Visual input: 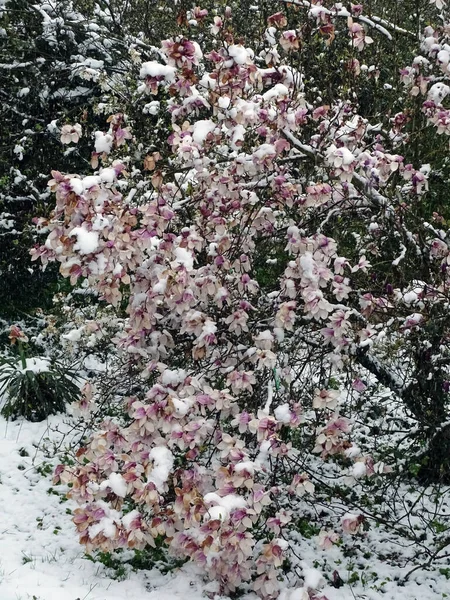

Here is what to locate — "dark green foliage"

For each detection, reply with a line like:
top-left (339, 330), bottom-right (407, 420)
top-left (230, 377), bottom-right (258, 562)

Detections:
top-left (86, 540), bottom-right (187, 579)
top-left (0, 0), bottom-right (129, 318)
top-left (0, 355), bottom-right (80, 421)
top-left (0, 219), bottom-right (60, 317)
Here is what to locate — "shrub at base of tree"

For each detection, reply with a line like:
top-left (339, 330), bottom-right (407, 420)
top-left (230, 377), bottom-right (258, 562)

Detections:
top-left (0, 327), bottom-right (80, 421)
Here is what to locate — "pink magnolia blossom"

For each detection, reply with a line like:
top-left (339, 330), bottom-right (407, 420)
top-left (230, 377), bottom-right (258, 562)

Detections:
top-left (60, 123), bottom-right (82, 144)
top-left (341, 513), bottom-right (365, 535)
top-left (317, 529), bottom-right (340, 549)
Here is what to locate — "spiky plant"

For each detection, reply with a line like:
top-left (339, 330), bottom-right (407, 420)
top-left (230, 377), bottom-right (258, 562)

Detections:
top-left (0, 354), bottom-right (81, 421)
top-left (0, 326), bottom-right (80, 421)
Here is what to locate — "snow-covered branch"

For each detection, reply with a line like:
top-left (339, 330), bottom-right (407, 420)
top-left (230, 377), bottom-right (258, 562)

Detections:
top-left (281, 0), bottom-right (416, 39)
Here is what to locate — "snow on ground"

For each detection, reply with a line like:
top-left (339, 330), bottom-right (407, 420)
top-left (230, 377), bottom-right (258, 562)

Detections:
top-left (0, 414), bottom-right (449, 600)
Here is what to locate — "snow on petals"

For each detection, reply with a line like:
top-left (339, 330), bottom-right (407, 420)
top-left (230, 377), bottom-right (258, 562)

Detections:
top-left (147, 447), bottom-right (174, 491)
top-left (204, 492), bottom-right (247, 521)
top-left (100, 472), bottom-right (128, 497)
top-left (70, 227), bottom-right (99, 254)
top-left (139, 61), bottom-right (177, 81)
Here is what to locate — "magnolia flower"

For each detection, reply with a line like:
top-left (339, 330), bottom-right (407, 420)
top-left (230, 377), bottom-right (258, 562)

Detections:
top-left (430, 0), bottom-right (446, 10)
top-left (161, 37), bottom-right (202, 68)
top-left (411, 170), bottom-right (429, 194)
top-left (348, 18), bottom-right (373, 51)
top-left (332, 276), bottom-right (351, 301)
top-left (352, 378), bottom-right (367, 392)
top-left (114, 127), bottom-right (133, 146)
top-left (279, 30), bottom-right (300, 52)
top-left (302, 288), bottom-right (332, 321)
top-left (254, 330), bottom-right (274, 350)
top-left (231, 411), bottom-right (252, 434)
top-left (314, 416), bottom-right (351, 457)
top-left (224, 309), bottom-right (249, 335)
top-left (325, 144), bottom-right (355, 170)
top-left (347, 57), bottom-right (361, 75)
top-left (290, 472), bottom-right (315, 496)
top-left (9, 325), bottom-right (29, 344)
top-left (334, 256), bottom-right (349, 275)
top-left (430, 238), bottom-right (448, 257)
top-left (275, 301), bottom-right (297, 330)
top-left (317, 529), bottom-right (340, 549)
top-left (60, 123), bottom-right (82, 144)
top-left (341, 513), bottom-right (364, 534)
top-left (193, 6), bottom-right (208, 20)
top-left (313, 388), bottom-right (340, 410)
top-left (351, 3), bottom-right (363, 15)
top-left (351, 255), bottom-right (371, 273)
top-left (267, 12), bottom-right (287, 28)
top-left (227, 370), bottom-right (256, 393)
top-left (305, 182), bottom-right (332, 206)
top-left (266, 510), bottom-right (291, 534)
top-left (403, 313), bottom-right (423, 328)
top-left (210, 16), bottom-right (222, 35)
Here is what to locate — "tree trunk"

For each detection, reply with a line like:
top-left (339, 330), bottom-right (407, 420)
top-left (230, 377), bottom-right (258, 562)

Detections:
top-left (355, 347), bottom-right (450, 483)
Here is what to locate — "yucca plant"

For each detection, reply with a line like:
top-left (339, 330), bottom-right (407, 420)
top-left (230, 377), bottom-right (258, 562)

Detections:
top-left (0, 326), bottom-right (81, 421)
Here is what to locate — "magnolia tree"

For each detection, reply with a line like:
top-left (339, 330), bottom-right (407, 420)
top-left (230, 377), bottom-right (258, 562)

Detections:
top-left (33, 0), bottom-right (450, 596)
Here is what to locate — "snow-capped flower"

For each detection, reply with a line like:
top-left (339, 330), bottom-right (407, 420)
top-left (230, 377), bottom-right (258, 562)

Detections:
top-left (279, 30), bottom-right (300, 52)
top-left (341, 513), bottom-right (364, 534)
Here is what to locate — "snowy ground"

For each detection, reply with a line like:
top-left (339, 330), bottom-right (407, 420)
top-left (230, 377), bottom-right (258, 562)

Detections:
top-left (0, 415), bottom-right (449, 600)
